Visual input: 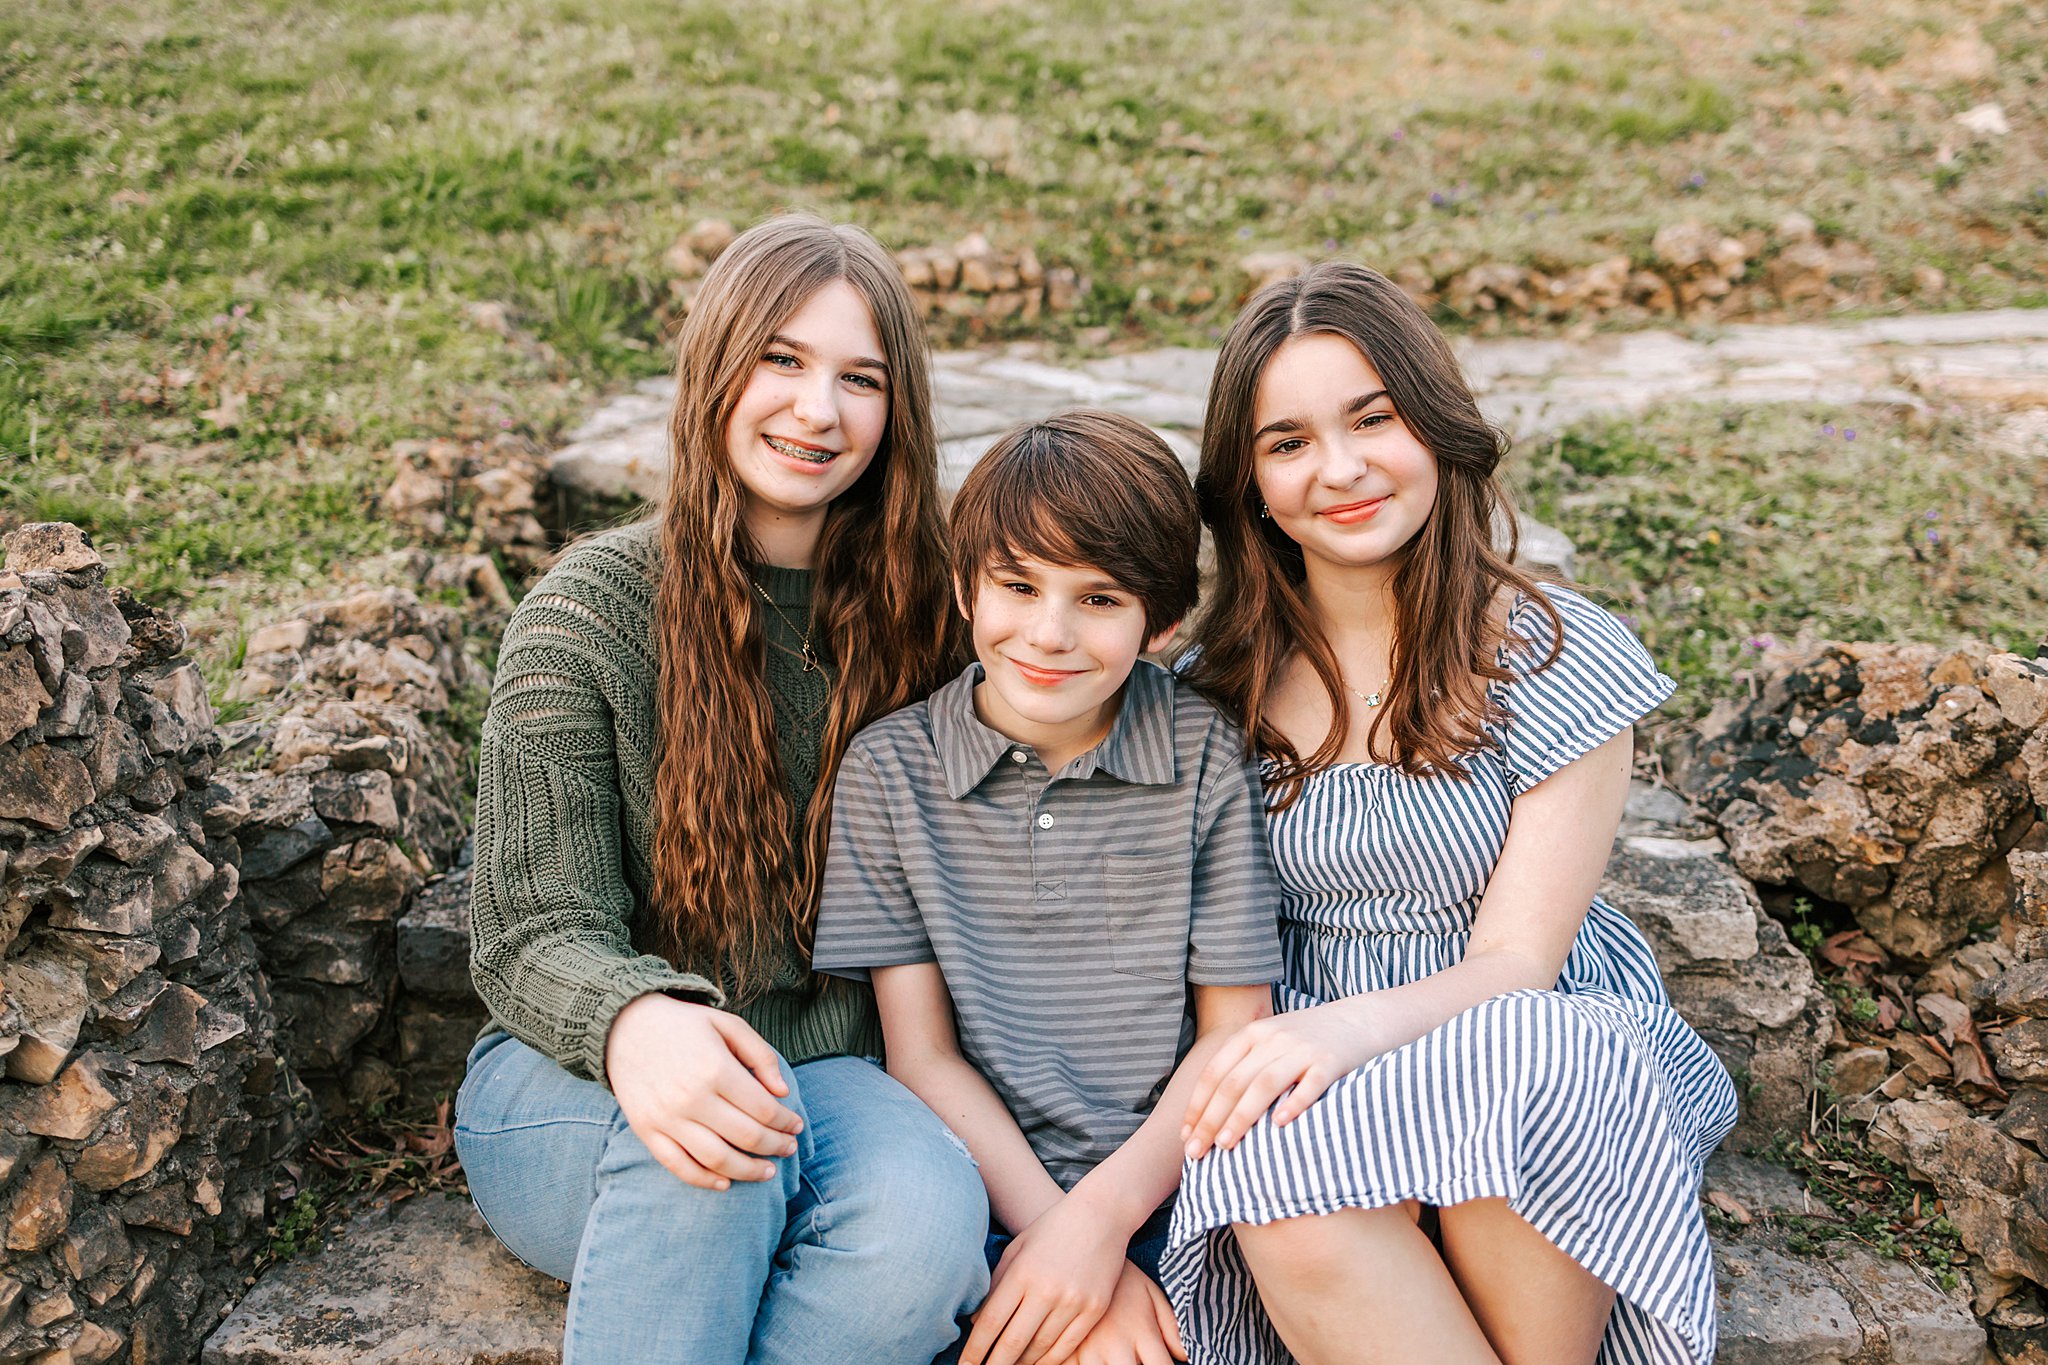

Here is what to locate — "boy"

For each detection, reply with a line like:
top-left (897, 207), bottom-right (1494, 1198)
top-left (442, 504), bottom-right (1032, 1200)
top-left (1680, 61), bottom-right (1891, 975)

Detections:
top-left (812, 410), bottom-right (1283, 1365)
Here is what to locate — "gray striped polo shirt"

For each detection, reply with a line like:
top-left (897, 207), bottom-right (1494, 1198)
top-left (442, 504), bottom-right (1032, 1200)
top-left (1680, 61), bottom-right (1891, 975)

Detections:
top-left (812, 660), bottom-right (1283, 1191)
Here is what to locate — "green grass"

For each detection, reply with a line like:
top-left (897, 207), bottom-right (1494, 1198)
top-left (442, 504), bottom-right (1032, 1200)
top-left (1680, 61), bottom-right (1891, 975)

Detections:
top-left (2, 0), bottom-right (2044, 652)
top-left (1514, 402), bottom-right (2048, 724)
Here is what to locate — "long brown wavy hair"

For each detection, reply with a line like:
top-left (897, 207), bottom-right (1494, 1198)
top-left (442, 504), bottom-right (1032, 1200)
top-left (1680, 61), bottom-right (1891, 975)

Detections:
top-left (1182, 262), bottom-right (1561, 803)
top-left (651, 215), bottom-right (959, 997)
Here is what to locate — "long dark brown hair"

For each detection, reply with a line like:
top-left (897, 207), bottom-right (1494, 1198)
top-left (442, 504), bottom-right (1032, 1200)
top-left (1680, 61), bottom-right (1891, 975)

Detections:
top-left (1183, 262), bottom-right (1561, 802)
top-left (652, 215), bottom-right (959, 997)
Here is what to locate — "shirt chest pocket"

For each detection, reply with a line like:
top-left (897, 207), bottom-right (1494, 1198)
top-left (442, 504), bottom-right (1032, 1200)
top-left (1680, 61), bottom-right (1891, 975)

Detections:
top-left (1098, 852), bottom-right (1192, 982)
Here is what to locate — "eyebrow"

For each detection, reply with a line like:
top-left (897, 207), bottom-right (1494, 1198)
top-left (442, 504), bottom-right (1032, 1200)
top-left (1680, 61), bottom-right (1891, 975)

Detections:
top-left (988, 560), bottom-right (1125, 595)
top-left (767, 334), bottom-right (889, 374)
top-left (1251, 388), bottom-right (1390, 441)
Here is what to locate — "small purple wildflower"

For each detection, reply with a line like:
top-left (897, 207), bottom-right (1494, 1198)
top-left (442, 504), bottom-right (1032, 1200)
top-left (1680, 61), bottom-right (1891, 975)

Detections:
top-left (1685, 172), bottom-right (1707, 190)
top-left (1844, 429), bottom-right (1857, 441)
top-left (1390, 129), bottom-right (1405, 141)
top-left (1821, 423), bottom-right (1835, 435)
top-left (1323, 238), bottom-right (1339, 252)
top-left (1927, 529), bottom-right (1941, 545)
top-left (1744, 633), bottom-right (1778, 652)
top-left (1430, 191), bottom-right (1447, 206)
top-left (1924, 510), bottom-right (1939, 521)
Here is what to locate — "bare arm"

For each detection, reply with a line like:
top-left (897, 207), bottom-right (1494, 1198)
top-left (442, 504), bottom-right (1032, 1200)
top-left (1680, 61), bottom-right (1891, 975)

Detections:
top-left (872, 961), bottom-right (1066, 1233)
top-left (1184, 728), bottom-right (1633, 1154)
top-left (1069, 982), bottom-right (1272, 1230)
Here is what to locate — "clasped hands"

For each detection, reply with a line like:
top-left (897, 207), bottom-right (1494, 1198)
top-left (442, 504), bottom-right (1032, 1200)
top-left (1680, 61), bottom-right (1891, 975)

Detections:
top-left (959, 1193), bottom-right (1185, 1365)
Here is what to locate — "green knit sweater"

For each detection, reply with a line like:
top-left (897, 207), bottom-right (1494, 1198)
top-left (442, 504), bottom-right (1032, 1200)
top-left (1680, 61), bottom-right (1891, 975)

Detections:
top-left (467, 520), bottom-right (883, 1085)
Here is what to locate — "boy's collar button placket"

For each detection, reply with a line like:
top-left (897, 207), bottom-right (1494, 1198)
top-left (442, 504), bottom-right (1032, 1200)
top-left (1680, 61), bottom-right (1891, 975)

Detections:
top-left (1036, 812), bottom-right (1055, 830)
top-left (1011, 750), bottom-right (1028, 763)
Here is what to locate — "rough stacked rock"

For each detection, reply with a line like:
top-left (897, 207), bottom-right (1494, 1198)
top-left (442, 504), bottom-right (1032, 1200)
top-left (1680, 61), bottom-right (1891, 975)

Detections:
top-left (378, 437), bottom-right (553, 572)
top-left (1684, 642), bottom-right (2048, 1325)
top-left (1248, 217), bottom-right (1903, 326)
top-left (662, 218), bottom-right (1085, 328)
top-left (895, 232), bottom-right (1084, 326)
top-left (1604, 784), bottom-right (1833, 1146)
top-left (0, 525), bottom-right (297, 1363)
top-left (214, 582), bottom-right (490, 1116)
top-left (1683, 644), bottom-right (2045, 963)
top-left (391, 854), bottom-right (483, 1103)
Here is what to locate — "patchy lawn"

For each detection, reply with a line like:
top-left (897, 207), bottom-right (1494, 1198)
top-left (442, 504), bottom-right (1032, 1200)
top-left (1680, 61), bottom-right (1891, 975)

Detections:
top-left (3, 0), bottom-right (2043, 655)
top-left (1513, 401), bottom-right (2048, 725)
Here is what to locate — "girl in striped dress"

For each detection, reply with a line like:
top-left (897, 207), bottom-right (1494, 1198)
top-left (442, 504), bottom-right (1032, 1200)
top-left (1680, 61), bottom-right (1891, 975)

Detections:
top-left (1169, 262), bottom-right (1739, 1365)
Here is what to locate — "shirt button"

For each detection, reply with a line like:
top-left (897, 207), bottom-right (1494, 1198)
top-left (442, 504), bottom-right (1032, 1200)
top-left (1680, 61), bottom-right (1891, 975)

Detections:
top-left (1011, 750), bottom-right (1028, 763)
top-left (1036, 812), bottom-right (1055, 830)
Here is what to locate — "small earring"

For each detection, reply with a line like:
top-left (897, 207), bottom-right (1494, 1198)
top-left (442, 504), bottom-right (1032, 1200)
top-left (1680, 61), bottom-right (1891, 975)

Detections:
top-left (1258, 501), bottom-right (1271, 519)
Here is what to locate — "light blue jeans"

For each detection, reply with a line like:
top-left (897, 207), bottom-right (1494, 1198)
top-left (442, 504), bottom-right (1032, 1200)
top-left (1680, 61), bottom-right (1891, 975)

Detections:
top-left (455, 1032), bottom-right (991, 1365)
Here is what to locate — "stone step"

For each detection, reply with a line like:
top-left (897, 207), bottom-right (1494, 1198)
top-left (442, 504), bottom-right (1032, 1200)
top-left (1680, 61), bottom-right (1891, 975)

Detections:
top-left (547, 308), bottom-right (2048, 509)
top-left (201, 1194), bottom-right (565, 1365)
top-left (1707, 1153), bottom-right (1989, 1364)
top-left (207, 1162), bottom-right (1987, 1364)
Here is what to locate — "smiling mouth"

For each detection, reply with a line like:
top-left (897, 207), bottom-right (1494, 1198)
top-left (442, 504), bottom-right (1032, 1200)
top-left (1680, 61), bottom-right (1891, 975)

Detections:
top-left (1321, 495), bottom-right (1388, 523)
top-left (764, 435), bottom-right (838, 465)
top-left (1012, 659), bottom-right (1084, 685)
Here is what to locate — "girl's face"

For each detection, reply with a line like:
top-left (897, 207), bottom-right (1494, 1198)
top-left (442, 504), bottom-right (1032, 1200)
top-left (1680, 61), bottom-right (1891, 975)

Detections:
top-left (725, 279), bottom-right (891, 550)
top-left (1250, 332), bottom-right (1438, 576)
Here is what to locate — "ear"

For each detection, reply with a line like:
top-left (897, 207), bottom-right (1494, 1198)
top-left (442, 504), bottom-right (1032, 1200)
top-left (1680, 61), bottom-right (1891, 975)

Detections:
top-left (1145, 621), bottom-right (1181, 656)
top-left (954, 576), bottom-right (974, 623)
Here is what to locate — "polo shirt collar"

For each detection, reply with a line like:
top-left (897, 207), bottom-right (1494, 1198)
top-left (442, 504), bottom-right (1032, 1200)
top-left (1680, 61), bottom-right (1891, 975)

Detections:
top-left (929, 660), bottom-right (1178, 799)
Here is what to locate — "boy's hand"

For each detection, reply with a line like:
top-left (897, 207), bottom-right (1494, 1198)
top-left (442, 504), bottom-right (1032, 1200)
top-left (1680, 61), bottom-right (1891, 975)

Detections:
top-left (1181, 1003), bottom-right (1375, 1159)
top-left (1062, 1262), bottom-right (1187, 1365)
top-left (962, 1196), bottom-right (1129, 1365)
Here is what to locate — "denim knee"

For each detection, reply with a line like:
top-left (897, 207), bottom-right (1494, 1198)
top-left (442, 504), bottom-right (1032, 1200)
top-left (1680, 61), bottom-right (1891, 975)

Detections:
top-left (848, 1132), bottom-right (989, 1319)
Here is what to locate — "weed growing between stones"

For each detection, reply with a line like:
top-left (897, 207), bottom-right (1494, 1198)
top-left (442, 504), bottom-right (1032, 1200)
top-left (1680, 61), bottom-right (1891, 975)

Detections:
top-left (252, 1100), bottom-right (464, 1279)
top-left (1764, 1126), bottom-right (1968, 1292)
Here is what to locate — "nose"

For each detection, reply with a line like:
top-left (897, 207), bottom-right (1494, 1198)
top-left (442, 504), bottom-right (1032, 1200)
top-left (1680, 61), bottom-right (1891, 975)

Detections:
top-left (791, 372), bottom-right (841, 433)
top-left (1023, 600), bottom-right (1076, 654)
top-left (1316, 439), bottom-right (1369, 489)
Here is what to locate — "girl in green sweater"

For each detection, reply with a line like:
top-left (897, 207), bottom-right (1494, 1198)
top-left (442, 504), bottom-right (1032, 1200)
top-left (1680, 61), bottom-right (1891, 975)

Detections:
top-left (454, 216), bottom-right (989, 1363)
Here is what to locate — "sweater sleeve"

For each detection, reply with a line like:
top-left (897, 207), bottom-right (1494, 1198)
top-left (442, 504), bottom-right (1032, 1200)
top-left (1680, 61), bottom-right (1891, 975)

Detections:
top-left (467, 581), bottom-right (720, 1087)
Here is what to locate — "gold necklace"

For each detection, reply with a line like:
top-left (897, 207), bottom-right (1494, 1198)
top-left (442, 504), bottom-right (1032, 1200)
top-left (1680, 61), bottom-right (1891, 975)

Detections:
top-left (750, 578), bottom-right (820, 673)
top-left (1344, 675), bottom-right (1391, 707)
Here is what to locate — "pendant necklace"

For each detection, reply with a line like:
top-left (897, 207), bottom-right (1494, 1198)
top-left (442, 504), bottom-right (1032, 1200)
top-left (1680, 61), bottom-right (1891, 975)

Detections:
top-left (750, 578), bottom-right (820, 673)
top-left (1344, 675), bottom-right (1392, 708)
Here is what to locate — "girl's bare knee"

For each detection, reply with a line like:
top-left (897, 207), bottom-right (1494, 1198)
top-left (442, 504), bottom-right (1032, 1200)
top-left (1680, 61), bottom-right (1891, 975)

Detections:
top-left (1237, 1200), bottom-right (1423, 1263)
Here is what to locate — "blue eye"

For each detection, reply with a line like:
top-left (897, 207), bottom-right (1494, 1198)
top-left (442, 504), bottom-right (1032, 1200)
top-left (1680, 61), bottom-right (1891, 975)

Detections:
top-left (764, 352), bottom-right (799, 369)
top-left (845, 372), bottom-right (883, 391)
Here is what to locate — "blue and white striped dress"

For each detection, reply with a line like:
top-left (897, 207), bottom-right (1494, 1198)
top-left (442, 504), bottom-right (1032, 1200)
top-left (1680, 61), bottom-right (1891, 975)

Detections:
top-left (1164, 586), bottom-right (1739, 1365)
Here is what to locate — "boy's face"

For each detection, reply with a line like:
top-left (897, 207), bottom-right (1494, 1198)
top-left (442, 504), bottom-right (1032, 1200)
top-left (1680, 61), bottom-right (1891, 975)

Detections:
top-left (964, 556), bottom-right (1175, 757)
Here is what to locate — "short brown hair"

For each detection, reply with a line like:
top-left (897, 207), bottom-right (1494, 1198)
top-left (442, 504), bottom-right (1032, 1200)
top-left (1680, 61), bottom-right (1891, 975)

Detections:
top-left (951, 410), bottom-right (1199, 637)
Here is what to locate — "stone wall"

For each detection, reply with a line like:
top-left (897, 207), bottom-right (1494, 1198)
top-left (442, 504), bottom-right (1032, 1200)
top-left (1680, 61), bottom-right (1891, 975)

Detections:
top-left (661, 218), bottom-right (1085, 331)
top-left (1604, 784), bottom-right (1833, 1147)
top-left (0, 525), bottom-right (298, 1364)
top-left (212, 565), bottom-right (497, 1119)
top-left (1682, 641), bottom-right (2048, 1336)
